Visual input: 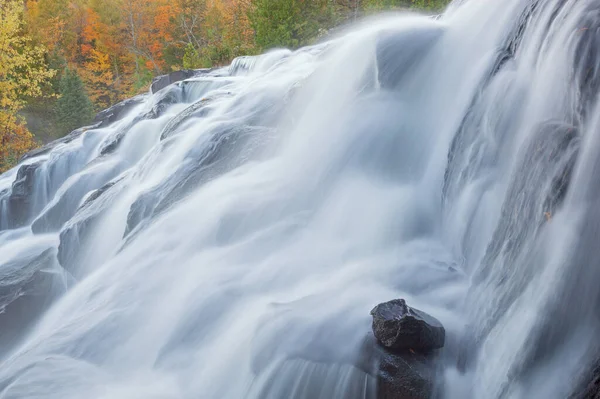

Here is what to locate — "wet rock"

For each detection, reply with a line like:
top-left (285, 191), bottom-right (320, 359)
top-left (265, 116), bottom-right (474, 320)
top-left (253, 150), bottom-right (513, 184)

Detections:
top-left (0, 248), bottom-right (65, 351)
top-left (151, 70), bottom-right (198, 94)
top-left (490, 0), bottom-right (539, 77)
top-left (19, 124), bottom-right (97, 162)
top-left (98, 130), bottom-right (127, 156)
top-left (57, 177), bottom-right (124, 275)
top-left (377, 347), bottom-right (437, 399)
top-left (160, 97), bottom-right (216, 141)
top-left (570, 360), bottom-right (600, 399)
top-left (359, 333), bottom-right (439, 399)
top-left (573, 3), bottom-right (600, 118)
top-left (147, 85), bottom-right (184, 119)
top-left (96, 88), bottom-right (181, 156)
top-left (81, 178), bottom-right (122, 208)
top-left (6, 162), bottom-right (43, 229)
top-left (124, 125), bottom-right (271, 239)
top-left (31, 165), bottom-right (121, 234)
top-left (94, 95), bottom-right (146, 127)
top-left (371, 299), bottom-right (445, 351)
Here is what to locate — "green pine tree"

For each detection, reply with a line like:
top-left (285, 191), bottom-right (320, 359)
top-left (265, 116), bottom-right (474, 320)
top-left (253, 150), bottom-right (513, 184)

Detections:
top-left (55, 67), bottom-right (94, 136)
top-left (248, 0), bottom-right (334, 50)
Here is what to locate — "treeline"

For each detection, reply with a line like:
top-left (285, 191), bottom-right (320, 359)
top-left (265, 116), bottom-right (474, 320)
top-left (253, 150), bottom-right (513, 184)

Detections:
top-left (0, 0), bottom-right (449, 172)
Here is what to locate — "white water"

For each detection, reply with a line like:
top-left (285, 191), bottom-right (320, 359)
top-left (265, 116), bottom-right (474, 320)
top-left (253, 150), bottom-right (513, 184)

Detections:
top-left (1, 0), bottom-right (599, 398)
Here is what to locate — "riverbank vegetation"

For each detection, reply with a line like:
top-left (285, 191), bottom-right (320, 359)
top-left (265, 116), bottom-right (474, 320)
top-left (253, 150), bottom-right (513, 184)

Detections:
top-left (0, 0), bottom-right (450, 172)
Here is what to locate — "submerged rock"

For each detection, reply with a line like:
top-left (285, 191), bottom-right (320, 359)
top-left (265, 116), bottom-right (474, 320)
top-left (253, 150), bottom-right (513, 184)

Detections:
top-left (371, 299), bottom-right (445, 351)
top-left (376, 345), bottom-right (438, 399)
top-left (57, 177), bottom-right (125, 275)
top-left (376, 24), bottom-right (444, 89)
top-left (359, 333), bottom-right (439, 399)
top-left (367, 300), bottom-right (445, 399)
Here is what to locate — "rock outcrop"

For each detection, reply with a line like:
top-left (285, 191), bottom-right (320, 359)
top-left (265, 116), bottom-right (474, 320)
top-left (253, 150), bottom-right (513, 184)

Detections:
top-left (94, 95), bottom-right (146, 127)
top-left (150, 69), bottom-right (200, 94)
top-left (371, 299), bottom-right (445, 351)
top-left (369, 299), bottom-right (445, 399)
top-left (6, 161), bottom-right (42, 229)
top-left (0, 247), bottom-right (64, 352)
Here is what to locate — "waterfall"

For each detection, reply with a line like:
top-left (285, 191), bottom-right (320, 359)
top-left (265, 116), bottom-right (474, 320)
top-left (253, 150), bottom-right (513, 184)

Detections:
top-left (1, 1), bottom-right (600, 398)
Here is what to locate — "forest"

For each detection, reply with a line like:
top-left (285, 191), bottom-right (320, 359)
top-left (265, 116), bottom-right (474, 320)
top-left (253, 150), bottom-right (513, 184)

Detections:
top-left (0, 0), bottom-right (449, 172)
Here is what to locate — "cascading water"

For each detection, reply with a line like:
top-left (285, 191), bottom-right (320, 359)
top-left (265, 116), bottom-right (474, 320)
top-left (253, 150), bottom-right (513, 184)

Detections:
top-left (1, 0), bottom-right (599, 398)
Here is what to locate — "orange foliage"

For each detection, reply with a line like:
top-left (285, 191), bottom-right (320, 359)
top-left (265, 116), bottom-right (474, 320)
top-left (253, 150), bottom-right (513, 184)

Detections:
top-left (23, 0), bottom-right (260, 112)
top-left (0, 114), bottom-right (37, 173)
top-left (223, 0), bottom-right (254, 55)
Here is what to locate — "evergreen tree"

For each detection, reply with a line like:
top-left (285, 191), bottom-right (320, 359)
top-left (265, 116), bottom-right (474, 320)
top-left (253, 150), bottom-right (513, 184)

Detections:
top-left (55, 68), bottom-right (94, 135)
top-left (248, 0), bottom-right (334, 50)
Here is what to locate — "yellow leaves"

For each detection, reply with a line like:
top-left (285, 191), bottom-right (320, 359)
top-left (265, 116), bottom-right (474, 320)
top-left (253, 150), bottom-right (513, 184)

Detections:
top-left (80, 48), bottom-right (116, 109)
top-left (222, 0), bottom-right (254, 55)
top-left (0, 112), bottom-right (38, 173)
top-left (0, 0), bottom-right (54, 171)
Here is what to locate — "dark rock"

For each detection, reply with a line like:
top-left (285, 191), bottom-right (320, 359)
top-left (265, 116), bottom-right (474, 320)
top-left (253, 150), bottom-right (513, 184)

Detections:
top-left (81, 178), bottom-right (122, 208)
top-left (6, 161), bottom-right (43, 229)
top-left (147, 85), bottom-right (184, 119)
top-left (96, 88), bottom-right (180, 156)
top-left (94, 95), bottom-right (146, 127)
top-left (569, 356), bottom-right (600, 399)
top-left (31, 165), bottom-right (121, 234)
top-left (151, 70), bottom-right (198, 94)
top-left (371, 299), bottom-right (445, 351)
top-left (0, 248), bottom-right (65, 352)
top-left (124, 124), bottom-right (271, 239)
top-left (360, 334), bottom-right (438, 399)
top-left (160, 97), bottom-right (217, 141)
top-left (57, 177), bottom-right (124, 275)
top-left (11, 163), bottom-right (39, 199)
top-left (19, 124), bottom-right (96, 162)
top-left (377, 347), bottom-right (437, 399)
top-left (490, 1), bottom-right (539, 77)
top-left (98, 130), bottom-right (127, 156)
top-left (573, 3), bottom-right (600, 118)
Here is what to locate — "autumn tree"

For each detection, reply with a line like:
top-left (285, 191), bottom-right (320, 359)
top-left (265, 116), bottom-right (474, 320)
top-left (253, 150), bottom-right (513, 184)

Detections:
top-left (0, 0), bottom-right (55, 172)
top-left (12, 0), bottom-right (453, 144)
top-left (121, 0), bottom-right (166, 89)
top-left (223, 0), bottom-right (255, 57)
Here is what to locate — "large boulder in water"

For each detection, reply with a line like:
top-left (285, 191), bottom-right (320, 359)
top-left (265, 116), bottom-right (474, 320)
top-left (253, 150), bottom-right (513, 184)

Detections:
top-left (371, 299), bottom-right (445, 351)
